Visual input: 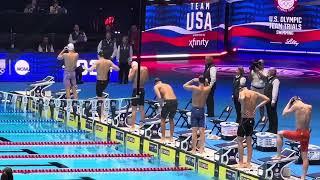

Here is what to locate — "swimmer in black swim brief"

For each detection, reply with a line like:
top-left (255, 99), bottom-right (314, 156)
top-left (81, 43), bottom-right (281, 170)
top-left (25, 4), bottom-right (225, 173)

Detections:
top-left (237, 118), bottom-right (255, 137)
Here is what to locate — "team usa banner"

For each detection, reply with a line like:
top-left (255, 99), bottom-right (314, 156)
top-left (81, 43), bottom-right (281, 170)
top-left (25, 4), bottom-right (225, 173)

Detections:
top-left (229, 0), bottom-right (320, 53)
top-left (142, 1), bottom-right (226, 56)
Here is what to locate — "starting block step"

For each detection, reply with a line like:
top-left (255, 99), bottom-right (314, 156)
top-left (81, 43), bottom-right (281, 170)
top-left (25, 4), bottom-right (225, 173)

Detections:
top-left (258, 148), bottom-right (298, 180)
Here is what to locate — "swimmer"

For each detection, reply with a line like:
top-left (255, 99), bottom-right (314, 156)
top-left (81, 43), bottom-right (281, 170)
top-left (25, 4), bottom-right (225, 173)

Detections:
top-left (153, 78), bottom-right (178, 143)
top-left (237, 87), bottom-right (269, 168)
top-left (86, 51), bottom-right (119, 121)
top-left (57, 43), bottom-right (78, 99)
top-left (1, 167), bottom-right (13, 180)
top-left (183, 76), bottom-right (212, 154)
top-left (272, 96), bottom-right (312, 180)
top-left (128, 61), bottom-right (149, 131)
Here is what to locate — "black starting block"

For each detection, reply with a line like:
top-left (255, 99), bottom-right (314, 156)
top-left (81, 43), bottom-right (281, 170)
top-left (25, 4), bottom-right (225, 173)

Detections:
top-left (258, 148), bottom-right (298, 180)
top-left (175, 130), bottom-right (193, 151)
top-left (214, 141), bottom-right (239, 165)
top-left (286, 141), bottom-right (320, 165)
top-left (140, 114), bottom-right (162, 139)
top-left (175, 129), bottom-right (211, 152)
top-left (112, 108), bottom-right (131, 128)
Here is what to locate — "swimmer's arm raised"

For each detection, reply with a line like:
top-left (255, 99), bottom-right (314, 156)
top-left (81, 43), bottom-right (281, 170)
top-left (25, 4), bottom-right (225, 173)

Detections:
top-left (282, 98), bottom-right (297, 116)
top-left (255, 93), bottom-right (270, 110)
top-left (57, 48), bottom-right (67, 60)
top-left (183, 79), bottom-right (197, 91)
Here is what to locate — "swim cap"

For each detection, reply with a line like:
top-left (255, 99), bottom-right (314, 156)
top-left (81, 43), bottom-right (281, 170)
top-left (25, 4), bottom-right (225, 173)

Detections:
top-left (198, 75), bottom-right (205, 84)
top-left (67, 43), bottom-right (74, 51)
top-left (131, 61), bottom-right (138, 68)
top-left (154, 77), bottom-right (161, 84)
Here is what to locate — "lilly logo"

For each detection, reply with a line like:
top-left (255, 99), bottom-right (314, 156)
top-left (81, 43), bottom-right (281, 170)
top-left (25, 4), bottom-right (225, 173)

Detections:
top-left (15, 60), bottom-right (30, 75)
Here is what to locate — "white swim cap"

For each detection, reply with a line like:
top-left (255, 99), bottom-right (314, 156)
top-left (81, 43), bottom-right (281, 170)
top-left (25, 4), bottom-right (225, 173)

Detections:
top-left (67, 43), bottom-right (74, 51)
top-left (131, 61), bottom-right (138, 68)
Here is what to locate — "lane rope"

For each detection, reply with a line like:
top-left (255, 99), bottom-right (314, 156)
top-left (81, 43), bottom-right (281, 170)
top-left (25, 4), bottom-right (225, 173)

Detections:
top-left (0, 111), bottom-right (33, 114)
top-left (7, 167), bottom-right (191, 174)
top-left (0, 119), bottom-right (56, 124)
top-left (0, 130), bottom-right (88, 134)
top-left (0, 153), bottom-right (152, 159)
top-left (0, 141), bottom-right (119, 146)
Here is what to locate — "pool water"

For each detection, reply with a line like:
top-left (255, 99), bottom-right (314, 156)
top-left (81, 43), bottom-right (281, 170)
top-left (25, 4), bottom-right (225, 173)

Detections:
top-left (0, 111), bottom-right (208, 180)
top-left (1, 53), bottom-right (320, 178)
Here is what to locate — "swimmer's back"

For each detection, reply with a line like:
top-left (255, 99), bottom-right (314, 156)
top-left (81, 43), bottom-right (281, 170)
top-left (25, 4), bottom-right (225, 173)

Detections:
top-left (63, 52), bottom-right (78, 71)
top-left (96, 59), bottom-right (112, 81)
top-left (294, 102), bottom-right (312, 129)
top-left (133, 66), bottom-right (149, 88)
top-left (191, 86), bottom-right (211, 108)
top-left (239, 89), bottom-right (258, 118)
top-left (158, 83), bottom-right (176, 100)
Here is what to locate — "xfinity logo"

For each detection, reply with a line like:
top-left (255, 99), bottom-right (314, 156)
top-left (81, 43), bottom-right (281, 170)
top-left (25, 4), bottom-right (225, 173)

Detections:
top-left (15, 60), bottom-right (30, 75)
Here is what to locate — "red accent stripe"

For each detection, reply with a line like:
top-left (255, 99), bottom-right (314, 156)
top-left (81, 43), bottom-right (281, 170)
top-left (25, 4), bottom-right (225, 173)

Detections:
top-left (230, 26), bottom-right (320, 43)
top-left (0, 153), bottom-right (152, 159)
top-left (7, 167), bottom-right (191, 174)
top-left (0, 141), bottom-right (119, 146)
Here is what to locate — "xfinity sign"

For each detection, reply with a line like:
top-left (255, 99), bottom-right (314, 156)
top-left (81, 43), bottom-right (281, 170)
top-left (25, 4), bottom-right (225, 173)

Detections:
top-left (15, 60), bottom-right (30, 75)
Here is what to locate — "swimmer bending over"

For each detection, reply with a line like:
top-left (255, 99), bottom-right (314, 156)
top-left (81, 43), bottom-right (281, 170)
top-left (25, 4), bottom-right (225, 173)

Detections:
top-left (272, 97), bottom-right (312, 180)
top-left (128, 61), bottom-right (149, 130)
top-left (154, 78), bottom-right (178, 143)
top-left (57, 43), bottom-right (78, 99)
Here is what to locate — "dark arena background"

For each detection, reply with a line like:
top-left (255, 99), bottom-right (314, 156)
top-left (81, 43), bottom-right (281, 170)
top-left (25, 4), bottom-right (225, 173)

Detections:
top-left (0, 0), bottom-right (320, 180)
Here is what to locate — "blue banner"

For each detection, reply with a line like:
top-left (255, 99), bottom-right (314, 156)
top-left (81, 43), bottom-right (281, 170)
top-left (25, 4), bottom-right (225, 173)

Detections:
top-left (229, 0), bottom-right (320, 52)
top-left (0, 52), bottom-right (119, 82)
top-left (142, 2), bottom-right (226, 56)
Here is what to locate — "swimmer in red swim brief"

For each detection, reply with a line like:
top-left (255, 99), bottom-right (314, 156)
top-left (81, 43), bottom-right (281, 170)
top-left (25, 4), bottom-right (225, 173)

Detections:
top-left (282, 129), bottom-right (310, 152)
top-left (272, 96), bottom-right (312, 180)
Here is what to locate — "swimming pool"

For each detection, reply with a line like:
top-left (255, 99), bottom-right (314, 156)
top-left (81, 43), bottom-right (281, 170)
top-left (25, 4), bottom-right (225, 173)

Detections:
top-left (0, 108), bottom-right (206, 180)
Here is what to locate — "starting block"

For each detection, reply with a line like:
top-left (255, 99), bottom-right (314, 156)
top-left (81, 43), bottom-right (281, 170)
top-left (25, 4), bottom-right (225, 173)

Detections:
top-left (256, 132), bottom-right (277, 152)
top-left (258, 148), bottom-right (298, 180)
top-left (140, 114), bottom-right (162, 139)
top-left (214, 141), bottom-right (239, 165)
top-left (286, 141), bottom-right (320, 165)
top-left (110, 99), bottom-right (132, 127)
top-left (175, 129), bottom-right (211, 152)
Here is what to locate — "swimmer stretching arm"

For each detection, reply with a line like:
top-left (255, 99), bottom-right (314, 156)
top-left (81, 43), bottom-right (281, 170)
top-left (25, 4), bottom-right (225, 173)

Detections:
top-left (183, 78), bottom-right (199, 91)
top-left (110, 61), bottom-right (120, 71)
top-left (282, 97), bottom-right (297, 116)
top-left (57, 47), bottom-right (67, 60)
top-left (255, 92), bottom-right (270, 111)
top-left (86, 63), bottom-right (97, 72)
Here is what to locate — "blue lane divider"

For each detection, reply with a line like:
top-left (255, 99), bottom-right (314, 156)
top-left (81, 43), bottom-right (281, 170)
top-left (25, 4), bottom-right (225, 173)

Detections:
top-left (0, 111), bottom-right (33, 114)
top-left (0, 129), bottom-right (88, 134)
top-left (0, 119), bottom-right (57, 124)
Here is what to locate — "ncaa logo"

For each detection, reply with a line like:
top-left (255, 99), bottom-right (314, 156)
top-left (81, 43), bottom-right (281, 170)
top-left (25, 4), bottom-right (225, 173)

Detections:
top-left (15, 60), bottom-right (30, 75)
top-left (275, 0), bottom-right (298, 12)
top-left (0, 59), bottom-right (6, 75)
